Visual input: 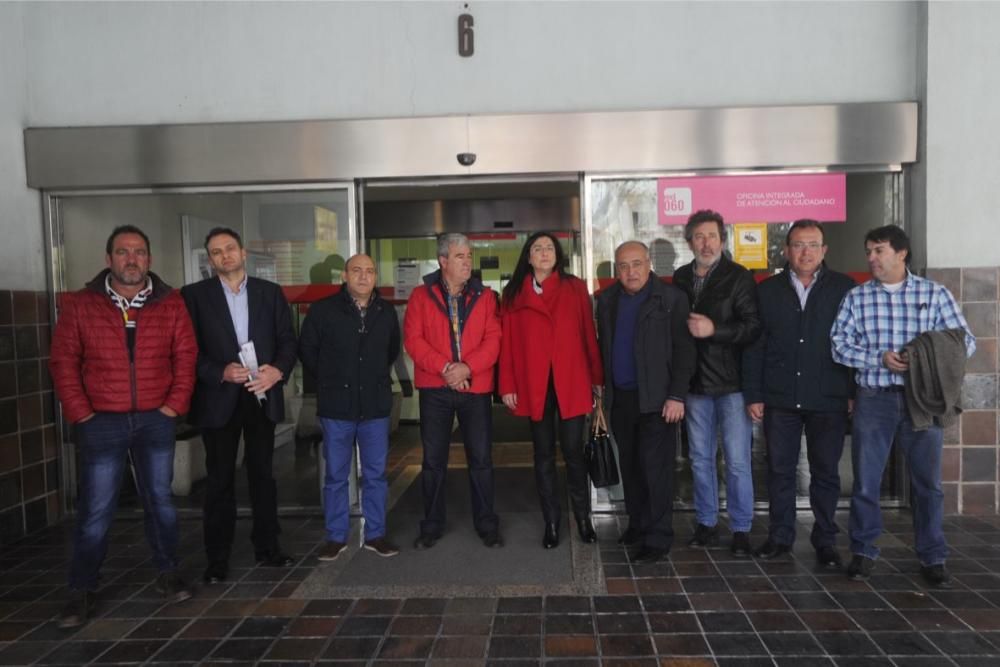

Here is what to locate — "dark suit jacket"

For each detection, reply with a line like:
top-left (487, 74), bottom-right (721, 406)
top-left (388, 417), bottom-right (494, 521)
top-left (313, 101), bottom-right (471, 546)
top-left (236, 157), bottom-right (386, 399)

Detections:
top-left (181, 276), bottom-right (298, 428)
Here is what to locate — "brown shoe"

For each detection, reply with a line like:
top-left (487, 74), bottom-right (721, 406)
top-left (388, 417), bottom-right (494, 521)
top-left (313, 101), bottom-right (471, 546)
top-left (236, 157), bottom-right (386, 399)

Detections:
top-left (363, 537), bottom-right (400, 557)
top-left (155, 571), bottom-right (193, 604)
top-left (57, 590), bottom-right (94, 629)
top-left (317, 541), bottom-right (347, 561)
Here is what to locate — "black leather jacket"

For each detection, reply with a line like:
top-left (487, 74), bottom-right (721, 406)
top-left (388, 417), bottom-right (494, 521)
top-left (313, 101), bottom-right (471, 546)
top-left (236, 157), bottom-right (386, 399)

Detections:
top-left (673, 254), bottom-right (761, 396)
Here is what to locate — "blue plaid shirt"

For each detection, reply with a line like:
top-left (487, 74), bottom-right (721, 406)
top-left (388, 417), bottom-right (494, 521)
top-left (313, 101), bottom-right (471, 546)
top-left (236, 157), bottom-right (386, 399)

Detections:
top-left (831, 271), bottom-right (975, 389)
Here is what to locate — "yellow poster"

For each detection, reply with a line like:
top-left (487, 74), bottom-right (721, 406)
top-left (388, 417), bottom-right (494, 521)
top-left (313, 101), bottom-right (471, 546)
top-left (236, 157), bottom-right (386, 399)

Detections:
top-left (733, 223), bottom-right (768, 269)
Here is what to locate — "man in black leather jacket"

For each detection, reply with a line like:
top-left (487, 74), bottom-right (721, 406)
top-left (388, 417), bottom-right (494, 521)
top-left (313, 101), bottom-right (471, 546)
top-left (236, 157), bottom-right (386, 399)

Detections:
top-left (742, 220), bottom-right (855, 568)
top-left (673, 210), bottom-right (761, 557)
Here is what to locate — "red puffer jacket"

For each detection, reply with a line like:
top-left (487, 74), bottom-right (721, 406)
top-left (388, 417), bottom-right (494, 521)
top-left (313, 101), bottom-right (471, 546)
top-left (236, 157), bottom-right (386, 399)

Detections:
top-left (498, 272), bottom-right (604, 421)
top-left (49, 270), bottom-right (198, 424)
top-left (404, 271), bottom-right (501, 394)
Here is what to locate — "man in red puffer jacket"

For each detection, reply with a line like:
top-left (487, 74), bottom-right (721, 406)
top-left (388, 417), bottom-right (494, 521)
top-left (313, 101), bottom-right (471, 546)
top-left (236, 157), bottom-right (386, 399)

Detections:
top-left (49, 225), bottom-right (197, 629)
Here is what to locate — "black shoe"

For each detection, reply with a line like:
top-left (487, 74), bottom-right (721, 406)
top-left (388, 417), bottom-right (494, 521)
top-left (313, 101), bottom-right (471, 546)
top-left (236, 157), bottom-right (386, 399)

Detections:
top-left (576, 516), bottom-right (597, 544)
top-left (413, 533), bottom-right (438, 550)
top-left (920, 563), bottom-right (952, 588)
top-left (155, 571), bottom-right (193, 604)
top-left (816, 546), bottom-right (843, 569)
top-left (617, 525), bottom-right (642, 546)
top-left (482, 531), bottom-right (504, 548)
top-left (631, 546), bottom-right (666, 563)
top-left (57, 590), bottom-right (94, 629)
top-left (730, 532), bottom-right (752, 558)
top-left (688, 523), bottom-right (718, 548)
top-left (363, 537), bottom-right (400, 558)
top-left (202, 561), bottom-right (228, 584)
top-left (847, 554), bottom-right (875, 581)
top-left (543, 523), bottom-right (559, 549)
top-left (256, 550), bottom-right (295, 567)
top-left (753, 539), bottom-right (792, 560)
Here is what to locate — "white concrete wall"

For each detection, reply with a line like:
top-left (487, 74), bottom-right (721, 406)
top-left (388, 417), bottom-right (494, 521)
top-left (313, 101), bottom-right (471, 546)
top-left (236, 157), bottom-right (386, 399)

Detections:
top-left (21, 1), bottom-right (918, 125)
top-left (0, 3), bottom-right (44, 291)
top-left (925, 2), bottom-right (1000, 268)
top-left (0, 0), bottom-right (938, 291)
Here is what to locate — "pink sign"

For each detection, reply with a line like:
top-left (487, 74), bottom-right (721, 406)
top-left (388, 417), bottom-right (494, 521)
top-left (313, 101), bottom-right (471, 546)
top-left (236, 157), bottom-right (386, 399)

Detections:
top-left (658, 173), bottom-right (846, 225)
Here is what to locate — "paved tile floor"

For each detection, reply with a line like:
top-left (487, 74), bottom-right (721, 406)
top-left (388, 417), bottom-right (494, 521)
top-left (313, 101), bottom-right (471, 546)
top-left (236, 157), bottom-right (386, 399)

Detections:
top-left (2, 510), bottom-right (1000, 665)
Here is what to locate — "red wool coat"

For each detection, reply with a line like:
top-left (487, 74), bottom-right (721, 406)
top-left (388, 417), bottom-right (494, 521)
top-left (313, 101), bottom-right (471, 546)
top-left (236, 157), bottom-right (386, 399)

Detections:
top-left (498, 273), bottom-right (603, 421)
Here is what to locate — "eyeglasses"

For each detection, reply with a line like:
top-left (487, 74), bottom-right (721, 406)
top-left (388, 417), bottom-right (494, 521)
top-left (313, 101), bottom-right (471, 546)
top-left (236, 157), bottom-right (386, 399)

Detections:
top-left (789, 242), bottom-right (823, 251)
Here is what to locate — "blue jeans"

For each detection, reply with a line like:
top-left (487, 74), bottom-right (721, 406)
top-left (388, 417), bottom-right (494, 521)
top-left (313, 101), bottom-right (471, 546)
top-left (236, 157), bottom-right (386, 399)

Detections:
top-left (70, 410), bottom-right (179, 591)
top-left (849, 387), bottom-right (947, 565)
top-left (685, 392), bottom-right (754, 532)
top-left (320, 417), bottom-right (390, 543)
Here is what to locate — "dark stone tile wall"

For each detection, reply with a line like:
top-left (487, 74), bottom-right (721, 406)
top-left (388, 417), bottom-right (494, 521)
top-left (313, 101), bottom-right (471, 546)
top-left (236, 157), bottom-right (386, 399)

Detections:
top-left (927, 266), bottom-right (1000, 515)
top-left (0, 289), bottom-right (59, 545)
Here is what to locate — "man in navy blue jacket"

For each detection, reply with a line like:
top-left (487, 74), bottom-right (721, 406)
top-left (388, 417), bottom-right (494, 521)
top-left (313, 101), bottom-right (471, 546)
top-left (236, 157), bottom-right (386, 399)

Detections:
top-left (299, 254), bottom-right (401, 560)
top-left (742, 219), bottom-right (855, 567)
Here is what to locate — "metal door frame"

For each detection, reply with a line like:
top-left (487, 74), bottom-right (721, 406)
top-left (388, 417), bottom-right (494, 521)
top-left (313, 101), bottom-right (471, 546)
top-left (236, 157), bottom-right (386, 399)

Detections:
top-left (45, 182), bottom-right (357, 515)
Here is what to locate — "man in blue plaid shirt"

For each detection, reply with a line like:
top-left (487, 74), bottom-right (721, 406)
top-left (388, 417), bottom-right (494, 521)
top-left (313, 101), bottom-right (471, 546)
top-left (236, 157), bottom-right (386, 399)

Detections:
top-left (831, 225), bottom-right (974, 587)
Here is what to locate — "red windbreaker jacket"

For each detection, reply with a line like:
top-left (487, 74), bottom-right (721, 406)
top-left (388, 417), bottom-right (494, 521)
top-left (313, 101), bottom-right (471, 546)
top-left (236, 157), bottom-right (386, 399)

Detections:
top-left (403, 271), bottom-right (500, 394)
top-left (49, 270), bottom-right (198, 424)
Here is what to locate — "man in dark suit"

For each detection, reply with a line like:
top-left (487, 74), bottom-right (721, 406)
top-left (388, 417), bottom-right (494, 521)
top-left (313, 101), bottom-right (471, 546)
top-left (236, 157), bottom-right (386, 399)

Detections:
top-left (181, 227), bottom-right (298, 584)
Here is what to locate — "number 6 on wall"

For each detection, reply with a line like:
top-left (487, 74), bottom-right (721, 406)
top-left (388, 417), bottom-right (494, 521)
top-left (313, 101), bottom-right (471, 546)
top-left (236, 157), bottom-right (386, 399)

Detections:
top-left (458, 13), bottom-right (474, 57)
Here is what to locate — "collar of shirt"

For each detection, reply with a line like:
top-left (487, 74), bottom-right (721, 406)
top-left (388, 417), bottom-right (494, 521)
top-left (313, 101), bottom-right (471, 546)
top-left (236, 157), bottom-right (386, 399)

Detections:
top-left (789, 267), bottom-right (821, 308)
top-left (219, 273), bottom-right (248, 296)
top-left (875, 268), bottom-right (913, 293)
top-left (105, 274), bottom-right (153, 309)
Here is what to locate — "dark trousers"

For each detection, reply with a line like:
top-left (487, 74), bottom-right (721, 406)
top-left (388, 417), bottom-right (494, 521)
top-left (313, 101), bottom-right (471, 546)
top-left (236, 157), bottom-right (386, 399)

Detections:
top-left (611, 389), bottom-right (676, 551)
top-left (70, 410), bottom-right (178, 590)
top-left (418, 388), bottom-right (499, 538)
top-left (763, 407), bottom-right (847, 548)
top-left (201, 391), bottom-right (280, 562)
top-left (530, 376), bottom-right (589, 526)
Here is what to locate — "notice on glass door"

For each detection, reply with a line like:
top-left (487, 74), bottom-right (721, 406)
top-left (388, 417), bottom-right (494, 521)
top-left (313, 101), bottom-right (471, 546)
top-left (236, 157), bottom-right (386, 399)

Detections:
top-left (733, 223), bottom-right (768, 270)
top-left (394, 259), bottom-right (420, 300)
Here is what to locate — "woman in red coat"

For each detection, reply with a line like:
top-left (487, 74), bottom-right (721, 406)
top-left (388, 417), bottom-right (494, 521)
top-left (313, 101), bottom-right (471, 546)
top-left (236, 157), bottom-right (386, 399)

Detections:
top-left (498, 232), bottom-right (604, 548)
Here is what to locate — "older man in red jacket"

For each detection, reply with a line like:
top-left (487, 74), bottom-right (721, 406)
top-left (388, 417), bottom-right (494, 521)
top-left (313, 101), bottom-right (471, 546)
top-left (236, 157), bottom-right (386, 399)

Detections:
top-left (49, 225), bottom-right (197, 629)
top-left (404, 233), bottom-right (502, 550)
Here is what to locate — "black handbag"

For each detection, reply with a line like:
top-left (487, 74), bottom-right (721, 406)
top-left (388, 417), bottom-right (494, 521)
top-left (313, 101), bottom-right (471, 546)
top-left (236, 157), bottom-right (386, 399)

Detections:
top-left (586, 398), bottom-right (620, 488)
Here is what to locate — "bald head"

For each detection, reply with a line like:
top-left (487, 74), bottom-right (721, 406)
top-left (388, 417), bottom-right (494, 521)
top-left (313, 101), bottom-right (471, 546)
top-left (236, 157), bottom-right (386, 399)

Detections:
top-left (614, 240), bottom-right (652, 295)
top-left (344, 253), bottom-right (377, 302)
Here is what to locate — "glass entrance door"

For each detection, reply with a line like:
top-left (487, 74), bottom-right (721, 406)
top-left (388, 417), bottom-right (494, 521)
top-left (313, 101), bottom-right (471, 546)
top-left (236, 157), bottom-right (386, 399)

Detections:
top-left (47, 184), bottom-right (356, 514)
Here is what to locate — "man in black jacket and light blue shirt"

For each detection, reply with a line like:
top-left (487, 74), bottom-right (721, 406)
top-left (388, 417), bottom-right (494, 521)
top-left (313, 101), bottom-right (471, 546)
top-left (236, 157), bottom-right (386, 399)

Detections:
top-left (742, 220), bottom-right (856, 568)
top-left (182, 227), bottom-right (299, 585)
top-left (597, 241), bottom-right (696, 563)
top-left (299, 254), bottom-right (401, 561)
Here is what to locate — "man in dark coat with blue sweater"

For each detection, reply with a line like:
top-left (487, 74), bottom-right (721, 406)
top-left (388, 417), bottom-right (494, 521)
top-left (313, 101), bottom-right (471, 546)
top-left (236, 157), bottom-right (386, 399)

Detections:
top-left (742, 220), bottom-right (855, 567)
top-left (597, 241), bottom-right (696, 563)
top-left (299, 254), bottom-right (401, 561)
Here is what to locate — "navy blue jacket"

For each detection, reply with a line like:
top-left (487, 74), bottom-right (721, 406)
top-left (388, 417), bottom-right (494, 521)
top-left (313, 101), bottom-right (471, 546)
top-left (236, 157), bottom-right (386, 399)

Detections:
top-left (742, 263), bottom-right (855, 412)
top-left (298, 288), bottom-right (400, 421)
